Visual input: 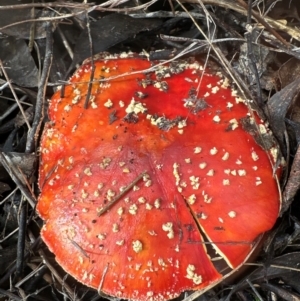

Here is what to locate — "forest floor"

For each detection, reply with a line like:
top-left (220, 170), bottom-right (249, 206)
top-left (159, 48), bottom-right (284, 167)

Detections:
top-left (1, 1), bottom-right (300, 301)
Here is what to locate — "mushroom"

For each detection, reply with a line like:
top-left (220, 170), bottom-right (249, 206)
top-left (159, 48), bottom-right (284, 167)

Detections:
top-left (38, 52), bottom-right (282, 301)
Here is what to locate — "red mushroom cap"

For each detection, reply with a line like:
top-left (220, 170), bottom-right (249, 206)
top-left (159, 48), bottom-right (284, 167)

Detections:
top-left (38, 52), bottom-right (281, 301)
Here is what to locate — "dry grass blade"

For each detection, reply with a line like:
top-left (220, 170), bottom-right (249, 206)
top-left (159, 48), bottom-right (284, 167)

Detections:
top-left (182, 0), bottom-right (300, 42)
top-left (0, 61), bottom-right (31, 129)
top-left (38, 249), bottom-right (81, 301)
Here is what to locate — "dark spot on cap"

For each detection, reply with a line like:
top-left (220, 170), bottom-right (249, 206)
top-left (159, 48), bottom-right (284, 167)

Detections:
top-left (109, 110), bottom-right (118, 125)
top-left (124, 112), bottom-right (139, 124)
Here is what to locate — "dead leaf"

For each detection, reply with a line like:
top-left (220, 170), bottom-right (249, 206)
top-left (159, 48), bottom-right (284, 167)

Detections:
top-left (268, 77), bottom-right (300, 150)
top-left (282, 146), bottom-right (300, 212)
top-left (0, 37), bottom-right (38, 87)
top-left (278, 57), bottom-right (300, 88)
top-left (0, 0), bottom-right (55, 39)
top-left (71, 14), bottom-right (162, 68)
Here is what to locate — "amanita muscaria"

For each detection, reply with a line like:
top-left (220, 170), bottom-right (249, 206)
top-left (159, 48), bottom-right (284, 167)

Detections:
top-left (38, 51), bottom-right (282, 301)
